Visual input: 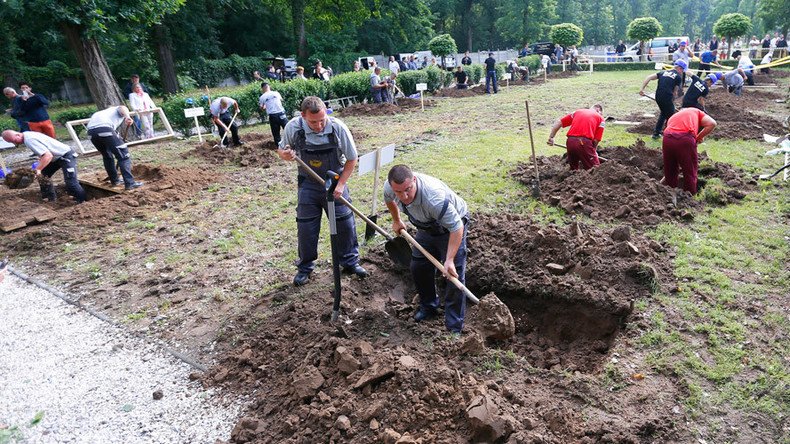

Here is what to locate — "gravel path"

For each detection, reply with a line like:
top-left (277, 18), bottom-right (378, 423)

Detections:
top-left (0, 272), bottom-right (242, 444)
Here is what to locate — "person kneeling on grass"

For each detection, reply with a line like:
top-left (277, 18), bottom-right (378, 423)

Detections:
top-left (454, 66), bottom-right (468, 89)
top-left (661, 107), bottom-right (717, 195)
top-left (547, 104), bottom-right (606, 170)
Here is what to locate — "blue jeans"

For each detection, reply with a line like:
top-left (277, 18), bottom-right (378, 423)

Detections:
top-left (485, 70), bottom-right (498, 93)
top-left (410, 227), bottom-right (468, 332)
top-left (296, 183), bottom-right (360, 273)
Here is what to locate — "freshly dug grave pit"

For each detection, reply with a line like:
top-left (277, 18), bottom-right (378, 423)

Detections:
top-left (627, 88), bottom-right (787, 140)
top-left (512, 140), bottom-right (751, 224)
top-left (465, 213), bottom-right (666, 372)
top-left (203, 212), bottom-right (675, 444)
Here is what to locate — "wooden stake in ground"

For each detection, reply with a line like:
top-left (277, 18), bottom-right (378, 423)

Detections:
top-left (525, 100), bottom-right (540, 198)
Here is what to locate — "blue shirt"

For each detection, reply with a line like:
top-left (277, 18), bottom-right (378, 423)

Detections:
top-left (700, 51), bottom-right (716, 63)
top-left (19, 94), bottom-right (51, 123)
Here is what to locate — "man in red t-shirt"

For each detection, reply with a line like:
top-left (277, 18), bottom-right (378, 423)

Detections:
top-left (547, 104), bottom-right (605, 170)
top-left (662, 107), bottom-right (717, 194)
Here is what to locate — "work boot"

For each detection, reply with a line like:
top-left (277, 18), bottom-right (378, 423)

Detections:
top-left (233, 141), bottom-right (245, 147)
top-left (651, 134), bottom-right (661, 140)
top-left (342, 264), bottom-right (369, 278)
top-left (293, 271), bottom-right (311, 286)
top-left (125, 181), bottom-right (144, 190)
top-left (414, 307), bottom-right (438, 323)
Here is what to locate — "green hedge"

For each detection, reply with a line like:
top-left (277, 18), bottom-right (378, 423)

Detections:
top-left (397, 66), bottom-right (453, 96)
top-left (52, 105), bottom-right (98, 137)
top-left (591, 61), bottom-right (664, 71)
top-left (329, 71), bottom-right (376, 103)
top-left (518, 55), bottom-right (542, 73)
top-left (160, 79), bottom-right (329, 137)
top-left (177, 54), bottom-right (273, 88)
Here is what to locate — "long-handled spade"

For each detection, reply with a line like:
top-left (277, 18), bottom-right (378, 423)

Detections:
top-left (364, 148), bottom-right (382, 242)
top-left (292, 155), bottom-right (412, 267)
top-left (213, 111), bottom-right (239, 149)
top-left (525, 100), bottom-right (540, 198)
top-left (323, 170), bottom-right (344, 321)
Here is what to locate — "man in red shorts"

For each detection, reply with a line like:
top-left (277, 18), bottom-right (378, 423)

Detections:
top-left (547, 104), bottom-right (606, 170)
top-left (662, 107), bottom-right (717, 195)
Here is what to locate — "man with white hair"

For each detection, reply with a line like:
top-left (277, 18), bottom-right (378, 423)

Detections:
top-left (3, 87), bottom-right (29, 131)
top-left (2, 129), bottom-right (87, 203)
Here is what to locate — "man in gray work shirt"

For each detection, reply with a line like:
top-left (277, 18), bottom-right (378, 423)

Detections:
top-left (384, 164), bottom-right (470, 333)
top-left (277, 96), bottom-right (368, 286)
top-left (2, 130), bottom-right (87, 203)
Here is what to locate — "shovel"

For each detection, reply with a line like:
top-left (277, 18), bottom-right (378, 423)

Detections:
top-left (213, 111), bottom-right (239, 149)
top-left (292, 155), bottom-right (412, 267)
top-left (398, 229), bottom-right (479, 305)
top-left (525, 100), bottom-right (540, 198)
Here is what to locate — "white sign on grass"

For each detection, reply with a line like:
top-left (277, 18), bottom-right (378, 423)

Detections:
top-left (503, 73), bottom-right (512, 80)
top-left (358, 144), bottom-right (396, 175)
top-left (416, 83), bottom-right (428, 92)
top-left (654, 62), bottom-right (664, 70)
top-left (184, 107), bottom-right (205, 118)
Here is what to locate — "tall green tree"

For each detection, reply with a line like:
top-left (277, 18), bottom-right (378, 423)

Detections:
top-left (627, 16), bottom-right (663, 60)
top-left (758, 0), bottom-right (789, 34)
top-left (6, 0), bottom-right (185, 108)
top-left (496, 0), bottom-right (558, 46)
top-left (581, 0), bottom-right (614, 44)
top-left (713, 13), bottom-right (752, 57)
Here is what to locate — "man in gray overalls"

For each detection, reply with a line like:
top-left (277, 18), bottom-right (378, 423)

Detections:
top-left (278, 96), bottom-right (368, 286)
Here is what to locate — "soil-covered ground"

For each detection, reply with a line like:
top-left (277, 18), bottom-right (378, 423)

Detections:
top-left (511, 140), bottom-right (752, 224)
top-left (182, 132), bottom-right (278, 167)
top-left (628, 75), bottom-right (788, 140)
top-left (338, 98), bottom-right (435, 116)
top-left (205, 213), bottom-right (682, 444)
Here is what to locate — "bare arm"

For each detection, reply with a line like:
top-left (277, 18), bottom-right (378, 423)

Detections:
top-left (696, 115), bottom-right (717, 142)
top-left (443, 227), bottom-right (464, 279)
top-left (386, 200), bottom-right (407, 234)
top-left (333, 159), bottom-right (356, 199)
top-left (547, 118), bottom-right (563, 145)
top-left (34, 151), bottom-right (54, 174)
top-left (639, 73), bottom-right (658, 95)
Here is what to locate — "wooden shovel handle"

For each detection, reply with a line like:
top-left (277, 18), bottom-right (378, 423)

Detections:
top-left (292, 155), bottom-right (393, 240)
top-left (398, 229), bottom-right (479, 305)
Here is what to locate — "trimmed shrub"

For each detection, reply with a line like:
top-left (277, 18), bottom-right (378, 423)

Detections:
top-left (53, 105), bottom-right (98, 137)
top-left (330, 71), bottom-right (374, 103)
top-left (550, 23), bottom-right (584, 48)
top-left (518, 55), bottom-right (542, 73)
top-left (466, 64), bottom-right (484, 84)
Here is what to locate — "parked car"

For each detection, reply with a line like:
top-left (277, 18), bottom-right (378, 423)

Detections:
top-left (528, 42), bottom-right (554, 56)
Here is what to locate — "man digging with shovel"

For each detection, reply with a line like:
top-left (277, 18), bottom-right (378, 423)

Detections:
top-left (547, 104), bottom-right (606, 170)
top-left (278, 96), bottom-right (368, 286)
top-left (210, 96), bottom-right (243, 148)
top-left (384, 164), bottom-right (470, 334)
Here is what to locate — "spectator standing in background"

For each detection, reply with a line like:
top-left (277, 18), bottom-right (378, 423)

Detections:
top-left (128, 83), bottom-right (157, 139)
top-left (122, 74), bottom-right (148, 136)
top-left (17, 82), bottom-right (55, 138)
top-left (776, 34), bottom-right (788, 59)
top-left (3, 88), bottom-right (29, 131)
top-left (484, 52), bottom-right (498, 94)
top-left (461, 51), bottom-right (472, 65)
top-left (388, 56), bottom-right (400, 74)
top-left (615, 40), bottom-right (626, 61)
top-left (709, 36), bottom-right (719, 53)
top-left (748, 35), bottom-right (760, 59)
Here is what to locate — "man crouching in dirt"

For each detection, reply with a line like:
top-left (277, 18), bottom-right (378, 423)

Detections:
top-left (547, 104), bottom-right (606, 170)
top-left (278, 96), bottom-right (368, 286)
top-left (661, 107), bottom-right (717, 195)
top-left (86, 106), bottom-right (144, 190)
top-left (385, 164), bottom-right (470, 333)
top-left (2, 130), bottom-right (87, 203)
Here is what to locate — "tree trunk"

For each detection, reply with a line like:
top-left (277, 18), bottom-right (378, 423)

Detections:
top-left (61, 22), bottom-right (124, 109)
top-left (727, 37), bottom-right (733, 58)
top-left (154, 24), bottom-right (179, 95)
top-left (292, 0), bottom-right (308, 63)
top-left (463, 0), bottom-right (474, 51)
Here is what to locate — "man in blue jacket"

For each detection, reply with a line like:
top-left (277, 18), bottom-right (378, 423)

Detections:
top-left (696, 50), bottom-right (717, 77)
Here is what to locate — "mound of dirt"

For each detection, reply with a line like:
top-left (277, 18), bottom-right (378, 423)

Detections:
top-left (204, 212), bottom-right (676, 444)
top-left (184, 141), bottom-right (275, 168)
top-left (433, 84), bottom-right (487, 97)
top-left (627, 88), bottom-right (787, 140)
top-left (3, 168), bottom-right (36, 189)
top-left (512, 141), bottom-right (751, 224)
top-left (338, 99), bottom-right (435, 117)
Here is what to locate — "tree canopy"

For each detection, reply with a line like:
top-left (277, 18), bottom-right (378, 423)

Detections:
top-left (550, 23), bottom-right (584, 47)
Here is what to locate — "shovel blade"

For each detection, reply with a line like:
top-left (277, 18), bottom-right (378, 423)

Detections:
top-left (364, 214), bottom-right (378, 241)
top-left (385, 237), bottom-right (412, 268)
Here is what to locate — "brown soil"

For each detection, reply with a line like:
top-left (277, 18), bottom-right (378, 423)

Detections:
top-left (338, 99), bottom-right (435, 117)
top-left (3, 168), bottom-right (36, 189)
top-left (433, 84), bottom-right (488, 98)
top-left (627, 88), bottom-right (787, 140)
top-left (511, 140), bottom-right (752, 224)
top-left (204, 213), bottom-right (682, 444)
top-left (183, 132), bottom-right (276, 168)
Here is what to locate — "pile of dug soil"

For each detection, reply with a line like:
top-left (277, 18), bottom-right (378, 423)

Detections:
top-left (205, 212), bottom-right (676, 444)
top-left (433, 84), bottom-right (487, 98)
top-left (3, 169), bottom-right (36, 189)
top-left (628, 88), bottom-right (786, 140)
top-left (183, 141), bottom-right (275, 168)
top-left (512, 141), bottom-right (751, 223)
top-left (338, 99), bottom-right (435, 117)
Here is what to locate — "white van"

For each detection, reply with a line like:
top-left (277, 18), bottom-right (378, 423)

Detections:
top-left (621, 36), bottom-right (690, 61)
